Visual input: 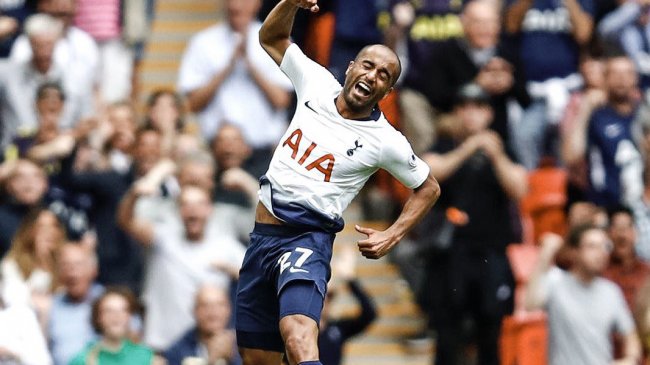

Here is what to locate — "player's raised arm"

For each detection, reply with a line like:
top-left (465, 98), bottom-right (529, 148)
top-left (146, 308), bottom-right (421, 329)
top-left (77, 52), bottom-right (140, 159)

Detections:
top-left (259, 0), bottom-right (319, 65)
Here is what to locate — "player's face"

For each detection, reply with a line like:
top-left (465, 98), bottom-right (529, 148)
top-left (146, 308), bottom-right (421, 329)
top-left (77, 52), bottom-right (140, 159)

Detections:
top-left (342, 46), bottom-right (399, 113)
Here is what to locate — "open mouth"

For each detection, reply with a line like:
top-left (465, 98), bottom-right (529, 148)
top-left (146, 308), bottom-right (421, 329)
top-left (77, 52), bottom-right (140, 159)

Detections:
top-left (354, 82), bottom-right (372, 98)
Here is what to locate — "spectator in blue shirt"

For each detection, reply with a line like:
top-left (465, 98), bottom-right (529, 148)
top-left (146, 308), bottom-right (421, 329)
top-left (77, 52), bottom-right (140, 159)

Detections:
top-left (505, 0), bottom-right (596, 168)
top-left (48, 243), bottom-right (103, 365)
top-left (563, 56), bottom-right (644, 208)
top-left (599, 0), bottom-right (650, 90)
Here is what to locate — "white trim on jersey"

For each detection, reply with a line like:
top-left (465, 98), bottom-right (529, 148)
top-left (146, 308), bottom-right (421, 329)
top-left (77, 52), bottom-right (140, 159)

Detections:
top-left (259, 44), bottom-right (430, 222)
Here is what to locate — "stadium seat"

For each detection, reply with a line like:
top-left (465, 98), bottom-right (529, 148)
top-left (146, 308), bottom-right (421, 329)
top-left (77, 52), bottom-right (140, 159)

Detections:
top-left (501, 242), bottom-right (548, 365)
top-left (520, 166), bottom-right (568, 244)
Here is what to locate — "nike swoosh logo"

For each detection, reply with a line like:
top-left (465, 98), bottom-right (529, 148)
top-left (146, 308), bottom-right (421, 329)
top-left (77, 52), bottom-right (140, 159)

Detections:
top-left (304, 101), bottom-right (319, 114)
top-left (289, 267), bottom-right (309, 274)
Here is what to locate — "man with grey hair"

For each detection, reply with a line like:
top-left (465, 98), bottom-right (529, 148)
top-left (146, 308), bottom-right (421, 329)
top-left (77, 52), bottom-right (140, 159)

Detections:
top-left (0, 13), bottom-right (93, 149)
top-left (10, 0), bottom-right (99, 106)
top-left (47, 243), bottom-right (104, 365)
top-left (165, 285), bottom-right (241, 365)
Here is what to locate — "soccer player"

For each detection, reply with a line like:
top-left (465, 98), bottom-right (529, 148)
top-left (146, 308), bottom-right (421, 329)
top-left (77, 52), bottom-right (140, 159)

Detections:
top-left (235, 1), bottom-right (441, 365)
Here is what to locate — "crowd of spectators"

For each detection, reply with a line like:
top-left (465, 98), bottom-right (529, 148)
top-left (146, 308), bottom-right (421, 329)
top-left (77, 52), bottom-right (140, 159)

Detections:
top-left (4, 0), bottom-right (650, 364)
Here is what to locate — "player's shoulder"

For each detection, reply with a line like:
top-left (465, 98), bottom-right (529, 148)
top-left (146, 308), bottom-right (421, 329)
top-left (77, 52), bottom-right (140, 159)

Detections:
top-left (374, 114), bottom-right (406, 138)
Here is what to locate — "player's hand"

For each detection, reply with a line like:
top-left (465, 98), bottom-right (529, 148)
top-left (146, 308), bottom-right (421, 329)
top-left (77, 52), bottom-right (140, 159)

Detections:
top-left (355, 225), bottom-right (400, 259)
top-left (288, 0), bottom-right (320, 12)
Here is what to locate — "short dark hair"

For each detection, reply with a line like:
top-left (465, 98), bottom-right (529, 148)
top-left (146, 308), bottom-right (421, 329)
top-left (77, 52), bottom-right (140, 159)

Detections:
top-left (36, 81), bottom-right (65, 101)
top-left (91, 286), bottom-right (139, 334)
top-left (355, 44), bottom-right (402, 87)
top-left (607, 205), bottom-right (634, 225)
top-left (566, 223), bottom-right (603, 249)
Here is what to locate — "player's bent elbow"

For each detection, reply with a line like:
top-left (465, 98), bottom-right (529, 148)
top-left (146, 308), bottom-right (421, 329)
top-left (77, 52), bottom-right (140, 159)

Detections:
top-left (418, 175), bottom-right (441, 203)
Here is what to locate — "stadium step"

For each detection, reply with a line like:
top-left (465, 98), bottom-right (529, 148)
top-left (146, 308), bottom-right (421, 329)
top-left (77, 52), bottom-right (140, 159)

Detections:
top-left (333, 217), bottom-right (433, 365)
top-left (137, 0), bottom-right (222, 103)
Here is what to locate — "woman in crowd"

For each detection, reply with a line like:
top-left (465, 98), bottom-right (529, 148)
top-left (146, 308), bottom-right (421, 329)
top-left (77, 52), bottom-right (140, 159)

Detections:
top-left (1, 208), bottom-right (65, 325)
top-left (144, 89), bottom-right (187, 156)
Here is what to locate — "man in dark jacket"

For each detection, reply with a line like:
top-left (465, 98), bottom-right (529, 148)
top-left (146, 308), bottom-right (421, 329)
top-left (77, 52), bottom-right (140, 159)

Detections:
top-left (165, 285), bottom-right (241, 365)
top-left (424, 0), bottom-right (529, 145)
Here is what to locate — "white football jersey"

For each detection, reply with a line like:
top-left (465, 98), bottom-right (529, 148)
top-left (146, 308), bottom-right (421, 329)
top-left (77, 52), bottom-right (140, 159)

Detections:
top-left (259, 44), bottom-right (430, 228)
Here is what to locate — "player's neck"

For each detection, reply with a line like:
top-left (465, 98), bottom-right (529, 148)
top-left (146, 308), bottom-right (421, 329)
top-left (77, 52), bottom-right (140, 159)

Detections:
top-left (335, 95), bottom-right (373, 120)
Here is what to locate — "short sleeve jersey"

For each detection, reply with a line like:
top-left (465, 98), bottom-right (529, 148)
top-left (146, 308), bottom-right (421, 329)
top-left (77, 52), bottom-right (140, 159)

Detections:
top-left (260, 44), bottom-right (430, 227)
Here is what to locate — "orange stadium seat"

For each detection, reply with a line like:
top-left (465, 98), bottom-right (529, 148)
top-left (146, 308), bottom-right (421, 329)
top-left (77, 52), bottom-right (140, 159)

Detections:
top-left (520, 166), bottom-right (568, 244)
top-left (303, 11), bottom-right (335, 67)
top-left (500, 313), bottom-right (548, 365)
top-left (501, 242), bottom-right (548, 365)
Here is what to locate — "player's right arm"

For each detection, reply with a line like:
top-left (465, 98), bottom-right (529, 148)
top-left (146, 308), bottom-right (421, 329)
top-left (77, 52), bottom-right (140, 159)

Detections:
top-left (259, 0), bottom-right (319, 65)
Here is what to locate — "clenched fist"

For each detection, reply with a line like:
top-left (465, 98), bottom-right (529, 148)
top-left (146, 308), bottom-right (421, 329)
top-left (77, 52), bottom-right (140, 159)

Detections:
top-left (287, 0), bottom-right (320, 12)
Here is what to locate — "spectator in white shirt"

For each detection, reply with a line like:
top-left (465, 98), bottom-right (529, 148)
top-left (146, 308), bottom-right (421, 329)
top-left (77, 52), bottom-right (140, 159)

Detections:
top-left (0, 14), bottom-right (91, 148)
top-left (177, 0), bottom-right (293, 176)
top-left (11, 0), bottom-right (98, 115)
top-left (0, 273), bottom-right (53, 365)
top-left (118, 183), bottom-right (246, 351)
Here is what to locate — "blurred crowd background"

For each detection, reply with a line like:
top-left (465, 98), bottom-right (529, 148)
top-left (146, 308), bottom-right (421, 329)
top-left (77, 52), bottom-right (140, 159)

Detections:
top-left (2, 0), bottom-right (650, 364)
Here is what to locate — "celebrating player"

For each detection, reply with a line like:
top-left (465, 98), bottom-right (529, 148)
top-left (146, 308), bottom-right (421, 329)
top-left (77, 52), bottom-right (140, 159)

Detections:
top-left (234, 1), bottom-right (441, 365)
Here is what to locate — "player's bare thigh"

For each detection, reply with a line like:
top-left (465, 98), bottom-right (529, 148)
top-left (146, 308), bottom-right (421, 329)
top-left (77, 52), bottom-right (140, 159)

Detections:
top-left (239, 348), bottom-right (284, 365)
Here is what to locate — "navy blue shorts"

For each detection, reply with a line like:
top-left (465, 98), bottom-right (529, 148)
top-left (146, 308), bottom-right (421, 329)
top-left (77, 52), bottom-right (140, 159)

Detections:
top-left (235, 223), bottom-right (335, 352)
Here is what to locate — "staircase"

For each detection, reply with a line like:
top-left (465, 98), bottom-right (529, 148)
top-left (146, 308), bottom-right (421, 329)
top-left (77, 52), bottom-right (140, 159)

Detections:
top-left (137, 0), bottom-right (223, 102)
top-left (332, 206), bottom-right (434, 365)
top-left (138, 1), bottom-right (433, 363)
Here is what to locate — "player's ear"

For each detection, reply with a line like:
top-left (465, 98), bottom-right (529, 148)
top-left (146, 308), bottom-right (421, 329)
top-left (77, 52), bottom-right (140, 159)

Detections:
top-left (345, 61), bottom-right (354, 76)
